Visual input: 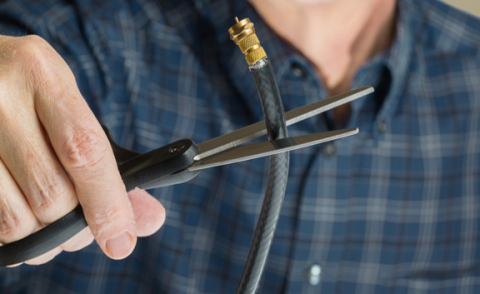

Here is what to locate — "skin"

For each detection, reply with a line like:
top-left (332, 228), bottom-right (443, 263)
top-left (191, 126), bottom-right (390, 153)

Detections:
top-left (249, 0), bottom-right (397, 124)
top-left (0, 0), bottom-right (395, 266)
top-left (0, 35), bottom-right (165, 266)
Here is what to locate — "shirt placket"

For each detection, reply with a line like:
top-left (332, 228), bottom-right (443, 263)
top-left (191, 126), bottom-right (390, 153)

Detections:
top-left (280, 59), bottom-right (387, 293)
top-left (270, 57), bottom-right (340, 293)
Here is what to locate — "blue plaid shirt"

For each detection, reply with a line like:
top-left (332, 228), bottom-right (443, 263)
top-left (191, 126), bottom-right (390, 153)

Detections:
top-left (1, 0), bottom-right (480, 293)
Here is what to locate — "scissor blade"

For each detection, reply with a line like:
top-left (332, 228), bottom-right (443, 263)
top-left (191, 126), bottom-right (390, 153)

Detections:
top-left (195, 86), bottom-right (373, 161)
top-left (189, 128), bottom-right (358, 171)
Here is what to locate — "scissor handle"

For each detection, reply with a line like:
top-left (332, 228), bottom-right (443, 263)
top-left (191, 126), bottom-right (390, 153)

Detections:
top-left (0, 125), bottom-right (199, 266)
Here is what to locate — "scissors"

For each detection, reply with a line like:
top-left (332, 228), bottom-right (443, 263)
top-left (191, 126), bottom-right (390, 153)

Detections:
top-left (0, 86), bottom-right (373, 266)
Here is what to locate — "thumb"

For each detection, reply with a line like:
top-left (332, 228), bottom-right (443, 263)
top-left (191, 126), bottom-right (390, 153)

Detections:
top-left (128, 188), bottom-right (166, 237)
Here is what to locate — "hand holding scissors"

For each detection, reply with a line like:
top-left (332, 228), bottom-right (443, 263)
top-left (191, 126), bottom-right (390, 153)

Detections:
top-left (0, 86), bottom-right (373, 266)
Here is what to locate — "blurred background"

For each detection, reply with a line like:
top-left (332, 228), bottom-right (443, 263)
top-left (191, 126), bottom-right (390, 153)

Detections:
top-left (443, 0), bottom-right (480, 17)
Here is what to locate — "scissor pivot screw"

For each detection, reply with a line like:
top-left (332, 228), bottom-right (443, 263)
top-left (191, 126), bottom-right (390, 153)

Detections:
top-left (168, 143), bottom-right (186, 155)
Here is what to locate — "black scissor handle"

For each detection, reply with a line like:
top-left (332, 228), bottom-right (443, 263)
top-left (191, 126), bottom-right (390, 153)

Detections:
top-left (0, 125), bottom-right (200, 266)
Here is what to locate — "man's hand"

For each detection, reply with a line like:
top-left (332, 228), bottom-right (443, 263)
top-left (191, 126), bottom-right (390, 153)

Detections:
top-left (0, 35), bottom-right (165, 266)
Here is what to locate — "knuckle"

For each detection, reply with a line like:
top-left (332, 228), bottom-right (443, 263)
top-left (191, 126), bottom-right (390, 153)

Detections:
top-left (0, 35), bottom-right (76, 104)
top-left (16, 35), bottom-right (51, 58)
top-left (14, 35), bottom-right (53, 68)
top-left (62, 127), bottom-right (109, 171)
top-left (0, 35), bottom-right (52, 89)
top-left (88, 201), bottom-right (132, 238)
top-left (92, 203), bottom-right (124, 228)
top-left (19, 152), bottom-right (75, 221)
top-left (0, 206), bottom-right (26, 241)
top-left (29, 178), bottom-right (68, 217)
top-left (20, 34), bottom-right (49, 47)
top-left (11, 35), bottom-right (72, 88)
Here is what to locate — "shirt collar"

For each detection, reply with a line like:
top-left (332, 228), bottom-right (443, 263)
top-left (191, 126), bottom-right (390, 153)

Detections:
top-left (373, 0), bottom-right (416, 125)
top-left (193, 0), bottom-right (417, 124)
top-left (345, 0), bottom-right (416, 127)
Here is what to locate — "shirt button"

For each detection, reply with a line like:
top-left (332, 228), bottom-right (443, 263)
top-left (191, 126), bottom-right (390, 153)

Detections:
top-left (291, 64), bottom-right (305, 78)
top-left (308, 264), bottom-right (322, 286)
top-left (377, 120), bottom-right (387, 133)
top-left (324, 143), bottom-right (336, 157)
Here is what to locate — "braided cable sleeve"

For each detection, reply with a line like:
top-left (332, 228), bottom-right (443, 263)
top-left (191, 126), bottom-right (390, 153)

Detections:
top-left (236, 59), bottom-right (290, 294)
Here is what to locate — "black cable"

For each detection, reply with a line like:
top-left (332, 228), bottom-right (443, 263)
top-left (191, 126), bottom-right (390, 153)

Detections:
top-left (235, 59), bottom-right (290, 294)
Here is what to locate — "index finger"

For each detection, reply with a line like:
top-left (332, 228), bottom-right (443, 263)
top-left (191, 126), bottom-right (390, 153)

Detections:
top-left (32, 45), bottom-right (137, 259)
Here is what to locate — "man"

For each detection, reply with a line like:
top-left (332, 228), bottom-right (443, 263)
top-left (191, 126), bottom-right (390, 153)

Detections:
top-left (0, 0), bottom-right (479, 292)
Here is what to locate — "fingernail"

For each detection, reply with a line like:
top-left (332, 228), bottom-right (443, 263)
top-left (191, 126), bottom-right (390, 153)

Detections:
top-left (106, 231), bottom-right (134, 259)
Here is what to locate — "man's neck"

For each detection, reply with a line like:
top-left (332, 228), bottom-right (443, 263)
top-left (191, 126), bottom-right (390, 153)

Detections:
top-left (249, 0), bottom-right (397, 96)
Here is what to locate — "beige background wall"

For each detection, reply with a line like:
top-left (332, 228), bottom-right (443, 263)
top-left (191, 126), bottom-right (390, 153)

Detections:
top-left (442, 0), bottom-right (480, 17)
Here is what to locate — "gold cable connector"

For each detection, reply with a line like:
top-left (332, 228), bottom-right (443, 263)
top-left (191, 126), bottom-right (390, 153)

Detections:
top-left (228, 17), bottom-right (267, 66)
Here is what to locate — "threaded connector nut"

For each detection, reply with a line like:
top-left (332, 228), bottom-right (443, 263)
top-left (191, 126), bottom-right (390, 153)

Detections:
top-left (228, 18), bottom-right (267, 66)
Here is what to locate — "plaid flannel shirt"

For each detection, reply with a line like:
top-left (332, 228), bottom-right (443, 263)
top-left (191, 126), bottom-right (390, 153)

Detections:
top-left (0, 0), bottom-right (480, 293)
